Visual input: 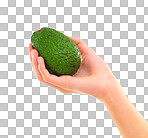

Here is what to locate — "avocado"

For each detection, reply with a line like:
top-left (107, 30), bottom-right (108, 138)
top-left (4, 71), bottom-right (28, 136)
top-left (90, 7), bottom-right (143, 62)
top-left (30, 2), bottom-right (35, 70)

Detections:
top-left (31, 27), bottom-right (81, 76)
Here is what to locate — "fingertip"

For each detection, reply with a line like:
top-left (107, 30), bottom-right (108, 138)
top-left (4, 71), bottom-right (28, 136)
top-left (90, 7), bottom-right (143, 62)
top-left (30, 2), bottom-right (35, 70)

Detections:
top-left (28, 43), bottom-right (33, 53)
top-left (31, 49), bottom-right (39, 57)
top-left (70, 37), bottom-right (81, 45)
top-left (29, 43), bottom-right (33, 50)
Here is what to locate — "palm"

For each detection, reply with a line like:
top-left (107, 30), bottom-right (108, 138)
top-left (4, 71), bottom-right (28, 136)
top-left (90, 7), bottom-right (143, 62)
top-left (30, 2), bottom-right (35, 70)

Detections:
top-left (73, 53), bottom-right (98, 78)
top-left (69, 51), bottom-right (113, 98)
top-left (73, 55), bottom-right (91, 77)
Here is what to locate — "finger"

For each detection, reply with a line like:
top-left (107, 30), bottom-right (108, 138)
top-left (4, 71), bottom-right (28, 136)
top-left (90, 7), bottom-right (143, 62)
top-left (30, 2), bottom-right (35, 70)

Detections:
top-left (30, 45), bottom-right (79, 95)
top-left (38, 56), bottom-right (81, 90)
top-left (28, 43), bottom-right (33, 54)
top-left (29, 44), bottom-right (80, 94)
top-left (28, 43), bottom-right (33, 62)
top-left (46, 83), bottom-right (79, 94)
top-left (31, 49), bottom-right (40, 79)
top-left (68, 36), bottom-right (96, 57)
top-left (31, 50), bottom-right (78, 94)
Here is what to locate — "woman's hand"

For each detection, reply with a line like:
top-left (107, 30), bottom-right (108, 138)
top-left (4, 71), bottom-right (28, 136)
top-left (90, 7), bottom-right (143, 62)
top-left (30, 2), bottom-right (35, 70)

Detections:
top-left (28, 37), bottom-right (118, 101)
top-left (29, 37), bottom-right (148, 137)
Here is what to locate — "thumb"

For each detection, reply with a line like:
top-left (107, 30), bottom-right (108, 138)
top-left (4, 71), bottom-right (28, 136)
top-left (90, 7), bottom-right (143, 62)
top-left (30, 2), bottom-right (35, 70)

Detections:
top-left (68, 37), bottom-right (96, 58)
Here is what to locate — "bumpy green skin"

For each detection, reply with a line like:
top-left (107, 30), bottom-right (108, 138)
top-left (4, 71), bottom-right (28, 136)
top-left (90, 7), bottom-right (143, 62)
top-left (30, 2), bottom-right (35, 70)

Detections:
top-left (31, 27), bottom-right (81, 76)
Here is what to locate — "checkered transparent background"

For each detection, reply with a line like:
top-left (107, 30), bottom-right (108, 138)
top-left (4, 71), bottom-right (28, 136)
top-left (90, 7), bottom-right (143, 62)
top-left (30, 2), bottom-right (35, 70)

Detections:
top-left (0, 0), bottom-right (148, 137)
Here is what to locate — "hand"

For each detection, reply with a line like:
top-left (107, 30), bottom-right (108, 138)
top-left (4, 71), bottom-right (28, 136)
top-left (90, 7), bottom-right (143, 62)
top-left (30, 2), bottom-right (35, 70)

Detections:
top-left (28, 37), bottom-right (118, 101)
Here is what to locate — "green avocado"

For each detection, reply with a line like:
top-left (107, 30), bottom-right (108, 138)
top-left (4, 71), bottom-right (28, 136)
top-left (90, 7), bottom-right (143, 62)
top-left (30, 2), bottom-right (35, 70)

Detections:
top-left (31, 27), bottom-right (81, 76)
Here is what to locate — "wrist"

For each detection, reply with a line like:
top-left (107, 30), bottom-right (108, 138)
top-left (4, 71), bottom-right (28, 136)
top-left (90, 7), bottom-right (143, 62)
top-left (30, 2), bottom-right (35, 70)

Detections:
top-left (99, 78), bottom-right (125, 104)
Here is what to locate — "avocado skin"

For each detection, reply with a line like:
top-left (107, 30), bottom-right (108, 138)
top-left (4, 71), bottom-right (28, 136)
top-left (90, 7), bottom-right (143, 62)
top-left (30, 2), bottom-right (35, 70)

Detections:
top-left (31, 27), bottom-right (81, 76)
